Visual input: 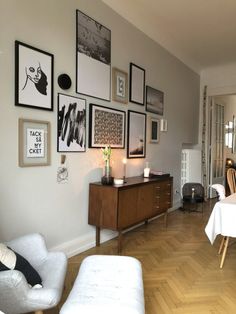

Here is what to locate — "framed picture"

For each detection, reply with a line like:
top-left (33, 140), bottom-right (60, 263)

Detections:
top-left (15, 41), bottom-right (53, 111)
top-left (76, 9), bottom-right (111, 101)
top-left (112, 67), bottom-right (128, 104)
top-left (57, 93), bottom-right (86, 152)
top-left (89, 104), bottom-right (125, 148)
top-left (129, 63), bottom-right (145, 105)
top-left (127, 110), bottom-right (146, 158)
top-left (160, 119), bottom-right (168, 132)
top-left (18, 118), bottom-right (50, 167)
top-left (146, 85), bottom-right (164, 115)
top-left (150, 118), bottom-right (160, 143)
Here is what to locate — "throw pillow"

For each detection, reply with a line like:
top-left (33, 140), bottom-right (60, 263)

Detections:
top-left (0, 243), bottom-right (42, 287)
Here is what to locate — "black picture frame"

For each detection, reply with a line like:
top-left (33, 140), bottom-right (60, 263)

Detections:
top-left (146, 85), bottom-right (164, 115)
top-left (57, 93), bottom-right (86, 152)
top-left (129, 63), bottom-right (145, 105)
top-left (76, 9), bottom-right (111, 101)
top-left (89, 104), bottom-right (126, 148)
top-left (127, 110), bottom-right (146, 158)
top-left (15, 40), bottom-right (54, 111)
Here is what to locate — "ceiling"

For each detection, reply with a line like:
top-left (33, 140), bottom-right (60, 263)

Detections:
top-left (102, 0), bottom-right (236, 73)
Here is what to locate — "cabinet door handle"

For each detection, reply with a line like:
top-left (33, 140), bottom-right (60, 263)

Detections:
top-left (166, 192), bottom-right (171, 195)
top-left (155, 206), bottom-right (160, 209)
top-left (156, 196), bottom-right (160, 199)
top-left (155, 186), bottom-right (160, 189)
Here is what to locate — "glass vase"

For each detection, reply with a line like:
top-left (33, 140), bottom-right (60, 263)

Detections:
top-left (101, 161), bottom-right (114, 185)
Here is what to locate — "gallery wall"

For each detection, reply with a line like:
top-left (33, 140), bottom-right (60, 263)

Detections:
top-left (0, 0), bottom-right (200, 255)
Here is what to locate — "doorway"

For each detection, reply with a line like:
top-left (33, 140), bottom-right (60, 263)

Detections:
top-left (208, 94), bottom-right (236, 198)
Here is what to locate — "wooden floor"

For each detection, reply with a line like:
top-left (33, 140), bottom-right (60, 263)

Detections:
top-left (45, 199), bottom-right (236, 314)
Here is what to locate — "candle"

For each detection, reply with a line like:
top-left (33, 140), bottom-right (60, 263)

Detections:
top-left (122, 158), bottom-right (127, 180)
top-left (144, 167), bottom-right (150, 178)
top-left (144, 161), bottom-right (150, 178)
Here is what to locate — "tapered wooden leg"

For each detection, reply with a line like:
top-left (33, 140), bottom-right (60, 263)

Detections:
top-left (35, 311), bottom-right (43, 314)
top-left (164, 210), bottom-right (168, 228)
top-left (118, 231), bottom-right (122, 254)
top-left (218, 236), bottom-right (226, 255)
top-left (220, 236), bottom-right (229, 268)
top-left (96, 227), bottom-right (100, 246)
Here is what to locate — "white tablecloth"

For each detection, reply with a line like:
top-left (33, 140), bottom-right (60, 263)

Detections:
top-left (205, 193), bottom-right (236, 244)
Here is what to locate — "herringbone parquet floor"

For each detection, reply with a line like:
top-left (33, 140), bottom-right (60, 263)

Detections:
top-left (46, 199), bottom-right (236, 314)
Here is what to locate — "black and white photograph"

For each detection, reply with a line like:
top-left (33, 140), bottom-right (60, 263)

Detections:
top-left (129, 63), bottom-right (145, 105)
top-left (57, 94), bottom-right (86, 152)
top-left (15, 41), bottom-right (53, 111)
top-left (18, 118), bottom-right (51, 167)
top-left (112, 67), bottom-right (128, 104)
top-left (150, 117), bottom-right (160, 143)
top-left (89, 104), bottom-right (125, 148)
top-left (76, 9), bottom-right (111, 101)
top-left (127, 110), bottom-right (146, 158)
top-left (146, 85), bottom-right (164, 115)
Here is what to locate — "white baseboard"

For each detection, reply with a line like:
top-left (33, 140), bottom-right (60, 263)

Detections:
top-left (51, 202), bottom-right (181, 258)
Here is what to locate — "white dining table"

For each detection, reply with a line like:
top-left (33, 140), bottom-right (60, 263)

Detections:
top-left (205, 193), bottom-right (236, 267)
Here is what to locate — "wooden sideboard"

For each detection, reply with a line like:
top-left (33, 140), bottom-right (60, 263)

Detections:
top-left (88, 175), bottom-right (173, 252)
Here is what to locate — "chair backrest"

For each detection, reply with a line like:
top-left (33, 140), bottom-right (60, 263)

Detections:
top-left (227, 168), bottom-right (236, 194)
top-left (182, 182), bottom-right (204, 198)
top-left (211, 184), bottom-right (225, 201)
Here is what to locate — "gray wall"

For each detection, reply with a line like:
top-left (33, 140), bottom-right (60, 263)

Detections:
top-left (0, 0), bottom-right (200, 254)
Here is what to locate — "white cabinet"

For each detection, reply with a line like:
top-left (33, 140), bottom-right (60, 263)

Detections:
top-left (181, 149), bottom-right (201, 190)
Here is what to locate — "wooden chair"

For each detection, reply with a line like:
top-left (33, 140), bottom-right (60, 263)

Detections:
top-left (227, 168), bottom-right (236, 194)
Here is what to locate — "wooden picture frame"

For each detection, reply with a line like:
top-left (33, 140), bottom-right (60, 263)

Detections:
top-left (112, 67), bottom-right (128, 104)
top-left (18, 118), bottom-right (51, 167)
top-left (127, 110), bottom-right (146, 158)
top-left (76, 9), bottom-right (111, 101)
top-left (15, 41), bottom-right (54, 111)
top-left (89, 104), bottom-right (125, 148)
top-left (146, 85), bottom-right (164, 115)
top-left (129, 63), bottom-right (145, 105)
top-left (150, 117), bottom-right (160, 143)
top-left (57, 93), bottom-right (86, 152)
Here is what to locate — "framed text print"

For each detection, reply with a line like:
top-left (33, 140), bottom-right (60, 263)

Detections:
top-left (127, 110), bottom-right (146, 158)
top-left (57, 93), bottom-right (86, 152)
top-left (76, 10), bottom-right (111, 101)
top-left (18, 118), bottom-right (51, 167)
top-left (89, 104), bottom-right (125, 148)
top-left (15, 41), bottom-right (54, 111)
top-left (112, 67), bottom-right (128, 104)
top-left (129, 63), bottom-right (145, 105)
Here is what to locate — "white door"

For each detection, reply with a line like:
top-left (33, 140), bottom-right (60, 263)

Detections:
top-left (209, 98), bottom-right (225, 197)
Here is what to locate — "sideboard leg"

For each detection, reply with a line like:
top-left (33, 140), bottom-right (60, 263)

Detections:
top-left (164, 210), bottom-right (168, 228)
top-left (96, 227), bottom-right (100, 246)
top-left (118, 231), bottom-right (122, 254)
top-left (145, 220), bottom-right (148, 225)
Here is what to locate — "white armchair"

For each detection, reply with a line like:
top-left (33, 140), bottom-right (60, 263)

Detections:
top-left (0, 233), bottom-right (67, 314)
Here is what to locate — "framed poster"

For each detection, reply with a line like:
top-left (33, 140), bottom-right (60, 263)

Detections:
top-left (129, 63), bottom-right (145, 105)
top-left (127, 110), bottom-right (146, 158)
top-left (15, 41), bottom-right (54, 111)
top-left (57, 93), bottom-right (86, 152)
top-left (76, 9), bottom-right (111, 101)
top-left (150, 117), bottom-right (160, 143)
top-left (146, 85), bottom-right (164, 115)
top-left (18, 118), bottom-right (50, 167)
top-left (112, 67), bottom-right (128, 104)
top-left (89, 104), bottom-right (125, 148)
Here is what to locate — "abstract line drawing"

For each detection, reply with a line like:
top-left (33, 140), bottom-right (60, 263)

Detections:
top-left (15, 40), bottom-right (53, 111)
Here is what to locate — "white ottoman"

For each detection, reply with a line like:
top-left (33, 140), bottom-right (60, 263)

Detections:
top-left (60, 255), bottom-right (145, 314)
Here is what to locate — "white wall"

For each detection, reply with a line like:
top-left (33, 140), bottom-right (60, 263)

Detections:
top-left (0, 0), bottom-right (200, 255)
